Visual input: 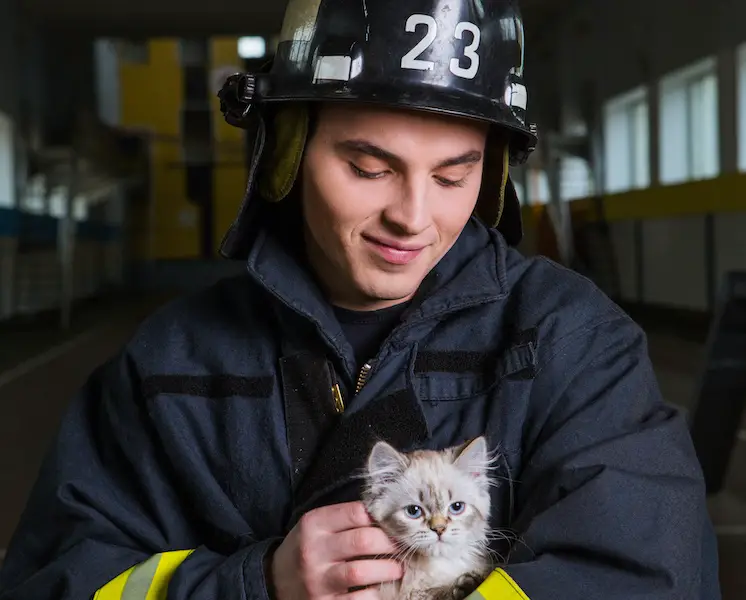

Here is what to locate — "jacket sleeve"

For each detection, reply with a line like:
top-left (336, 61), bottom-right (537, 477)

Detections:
top-left (0, 349), bottom-right (279, 600)
top-left (475, 313), bottom-right (718, 600)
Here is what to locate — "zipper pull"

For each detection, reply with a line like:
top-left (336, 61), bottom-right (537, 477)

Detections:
top-left (355, 361), bottom-right (374, 395)
top-left (331, 382), bottom-right (345, 413)
top-left (327, 363), bottom-right (345, 414)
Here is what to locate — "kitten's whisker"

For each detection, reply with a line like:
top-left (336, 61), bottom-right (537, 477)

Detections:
top-left (392, 544), bottom-right (418, 566)
top-left (484, 547), bottom-right (508, 566)
top-left (482, 530), bottom-right (535, 562)
top-left (485, 529), bottom-right (520, 543)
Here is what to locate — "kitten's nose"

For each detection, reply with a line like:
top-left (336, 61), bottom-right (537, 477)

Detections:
top-left (429, 516), bottom-right (447, 536)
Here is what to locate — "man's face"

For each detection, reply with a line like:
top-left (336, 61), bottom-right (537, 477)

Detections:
top-left (301, 103), bottom-right (488, 311)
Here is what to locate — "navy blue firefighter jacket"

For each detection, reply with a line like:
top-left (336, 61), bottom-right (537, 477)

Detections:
top-left (0, 215), bottom-right (720, 599)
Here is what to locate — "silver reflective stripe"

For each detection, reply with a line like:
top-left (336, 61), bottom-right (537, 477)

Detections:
top-left (121, 554), bottom-right (162, 600)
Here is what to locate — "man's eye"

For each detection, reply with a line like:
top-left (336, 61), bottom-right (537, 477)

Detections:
top-left (349, 163), bottom-right (386, 179)
top-left (435, 176), bottom-right (466, 188)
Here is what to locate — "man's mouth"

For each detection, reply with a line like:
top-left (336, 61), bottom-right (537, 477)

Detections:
top-left (363, 235), bottom-right (426, 265)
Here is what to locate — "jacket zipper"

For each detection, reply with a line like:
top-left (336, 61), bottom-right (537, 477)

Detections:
top-left (328, 364), bottom-right (345, 414)
top-left (355, 361), bottom-right (374, 395)
top-left (331, 382), bottom-right (345, 413)
top-left (330, 360), bottom-right (375, 413)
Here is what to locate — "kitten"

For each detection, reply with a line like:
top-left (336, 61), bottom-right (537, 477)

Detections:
top-left (362, 437), bottom-right (494, 600)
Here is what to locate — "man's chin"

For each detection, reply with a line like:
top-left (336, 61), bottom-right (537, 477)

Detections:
top-left (356, 280), bottom-right (422, 308)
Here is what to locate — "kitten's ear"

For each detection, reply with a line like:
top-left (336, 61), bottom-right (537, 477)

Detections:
top-left (454, 436), bottom-right (489, 480)
top-left (367, 441), bottom-right (407, 483)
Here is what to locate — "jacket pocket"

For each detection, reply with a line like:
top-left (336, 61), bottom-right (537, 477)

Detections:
top-left (412, 328), bottom-right (538, 403)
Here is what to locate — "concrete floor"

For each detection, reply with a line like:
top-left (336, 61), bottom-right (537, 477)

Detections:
top-left (0, 296), bottom-right (744, 596)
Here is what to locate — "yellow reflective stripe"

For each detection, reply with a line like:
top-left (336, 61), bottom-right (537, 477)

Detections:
top-left (94, 550), bottom-right (196, 600)
top-left (94, 565), bottom-right (135, 600)
top-left (467, 568), bottom-right (531, 600)
top-left (145, 550), bottom-right (195, 600)
top-left (122, 554), bottom-right (162, 600)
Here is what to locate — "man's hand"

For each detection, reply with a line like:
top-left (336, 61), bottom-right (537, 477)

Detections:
top-left (270, 501), bottom-right (403, 599)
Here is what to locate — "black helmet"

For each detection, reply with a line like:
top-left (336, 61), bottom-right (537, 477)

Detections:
top-left (218, 0), bottom-right (538, 258)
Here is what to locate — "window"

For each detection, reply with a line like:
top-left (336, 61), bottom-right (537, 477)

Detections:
top-left (518, 161), bottom-right (593, 205)
top-left (48, 190), bottom-right (88, 221)
top-left (508, 167), bottom-right (526, 205)
top-left (238, 36), bottom-right (266, 59)
top-left (20, 174), bottom-right (46, 214)
top-left (603, 86), bottom-right (650, 193)
top-left (526, 168), bottom-right (550, 205)
top-left (0, 111), bottom-right (14, 208)
top-left (659, 57), bottom-right (719, 184)
top-left (94, 39), bottom-right (121, 126)
top-left (560, 156), bottom-right (595, 201)
top-left (512, 180), bottom-right (525, 205)
top-left (73, 195), bottom-right (88, 221)
top-left (49, 187), bottom-right (67, 218)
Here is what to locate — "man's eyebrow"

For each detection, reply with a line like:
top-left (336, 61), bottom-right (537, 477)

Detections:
top-left (436, 150), bottom-right (483, 168)
top-left (335, 139), bottom-right (400, 162)
top-left (335, 140), bottom-right (483, 169)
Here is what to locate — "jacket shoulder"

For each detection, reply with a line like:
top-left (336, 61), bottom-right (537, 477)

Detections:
top-left (123, 274), bottom-right (267, 373)
top-left (503, 249), bottom-right (640, 350)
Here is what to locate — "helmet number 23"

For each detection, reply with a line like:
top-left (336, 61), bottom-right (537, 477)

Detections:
top-left (400, 14), bottom-right (481, 80)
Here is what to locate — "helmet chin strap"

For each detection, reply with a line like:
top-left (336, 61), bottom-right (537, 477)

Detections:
top-left (256, 102), bottom-right (511, 229)
top-left (495, 145), bottom-right (510, 227)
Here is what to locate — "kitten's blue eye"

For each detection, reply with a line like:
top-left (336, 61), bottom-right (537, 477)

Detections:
top-left (404, 505), bottom-right (423, 519)
top-left (449, 502), bottom-right (466, 515)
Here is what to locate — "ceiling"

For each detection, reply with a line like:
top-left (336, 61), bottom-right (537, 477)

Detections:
top-left (21, 0), bottom-right (563, 38)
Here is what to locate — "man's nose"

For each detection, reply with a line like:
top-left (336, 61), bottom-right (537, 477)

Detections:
top-left (382, 178), bottom-right (431, 235)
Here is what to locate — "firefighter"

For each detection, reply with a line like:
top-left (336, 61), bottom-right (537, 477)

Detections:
top-left (0, 0), bottom-right (720, 599)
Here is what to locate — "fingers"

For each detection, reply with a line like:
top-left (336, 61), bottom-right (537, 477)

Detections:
top-left (325, 527), bottom-right (398, 562)
top-left (326, 559), bottom-right (403, 591)
top-left (287, 502), bottom-right (402, 598)
top-left (301, 502), bottom-right (373, 535)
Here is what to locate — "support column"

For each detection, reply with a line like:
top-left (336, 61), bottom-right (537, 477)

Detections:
top-left (58, 156), bottom-right (79, 330)
top-left (718, 46), bottom-right (738, 174)
top-left (546, 152), bottom-right (573, 267)
top-left (0, 235), bottom-right (17, 320)
top-left (647, 74), bottom-right (660, 187)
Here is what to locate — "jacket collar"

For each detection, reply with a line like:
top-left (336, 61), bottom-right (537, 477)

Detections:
top-left (245, 213), bottom-right (508, 359)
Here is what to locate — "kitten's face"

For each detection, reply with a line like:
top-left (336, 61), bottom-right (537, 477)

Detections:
top-left (362, 437), bottom-right (492, 560)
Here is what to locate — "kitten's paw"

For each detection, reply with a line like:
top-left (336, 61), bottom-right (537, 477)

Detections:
top-left (449, 573), bottom-right (483, 599)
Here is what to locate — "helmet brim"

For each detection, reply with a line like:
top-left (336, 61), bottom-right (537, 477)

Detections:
top-left (258, 80), bottom-right (536, 165)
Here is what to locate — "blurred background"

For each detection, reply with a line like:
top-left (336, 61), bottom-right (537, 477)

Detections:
top-left (0, 0), bottom-right (745, 595)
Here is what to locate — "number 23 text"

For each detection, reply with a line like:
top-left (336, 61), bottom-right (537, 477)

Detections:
top-left (400, 14), bottom-right (481, 80)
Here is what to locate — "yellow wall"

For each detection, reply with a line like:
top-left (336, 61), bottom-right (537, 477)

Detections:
top-left (120, 36), bottom-right (246, 260)
top-left (523, 171), bottom-right (746, 227)
top-left (597, 173), bottom-right (746, 221)
top-left (120, 40), bottom-right (182, 137)
top-left (520, 172), bottom-right (746, 264)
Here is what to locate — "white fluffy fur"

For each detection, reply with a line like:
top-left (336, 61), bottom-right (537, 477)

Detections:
top-left (362, 437), bottom-right (494, 600)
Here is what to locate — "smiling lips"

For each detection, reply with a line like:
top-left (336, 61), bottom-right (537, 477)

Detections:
top-left (363, 235), bottom-right (426, 265)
